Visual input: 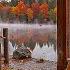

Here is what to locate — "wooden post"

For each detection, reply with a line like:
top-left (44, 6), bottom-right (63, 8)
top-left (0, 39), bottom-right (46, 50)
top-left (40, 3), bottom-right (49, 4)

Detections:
top-left (57, 0), bottom-right (68, 70)
top-left (0, 43), bottom-right (1, 70)
top-left (3, 28), bottom-right (9, 64)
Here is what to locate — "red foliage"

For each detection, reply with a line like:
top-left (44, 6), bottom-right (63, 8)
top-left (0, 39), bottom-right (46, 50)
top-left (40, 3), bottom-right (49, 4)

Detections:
top-left (16, 0), bottom-right (27, 15)
top-left (0, 1), bottom-right (49, 20)
top-left (31, 3), bottom-right (40, 17)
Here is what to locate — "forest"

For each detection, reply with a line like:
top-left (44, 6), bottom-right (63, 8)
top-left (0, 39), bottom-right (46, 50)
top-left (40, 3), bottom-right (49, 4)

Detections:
top-left (0, 0), bottom-right (56, 23)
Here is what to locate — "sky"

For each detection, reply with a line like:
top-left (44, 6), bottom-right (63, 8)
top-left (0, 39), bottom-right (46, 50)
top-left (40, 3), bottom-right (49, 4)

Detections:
top-left (5, 0), bottom-right (11, 2)
top-left (0, 0), bottom-right (11, 2)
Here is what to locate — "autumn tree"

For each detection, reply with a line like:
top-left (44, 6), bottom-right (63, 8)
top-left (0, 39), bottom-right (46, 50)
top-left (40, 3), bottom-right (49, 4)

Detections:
top-left (31, 2), bottom-right (40, 18)
top-left (16, 0), bottom-right (27, 14)
top-left (39, 2), bottom-right (48, 20)
top-left (26, 7), bottom-right (33, 22)
top-left (15, 0), bottom-right (28, 22)
top-left (0, 3), bottom-right (4, 10)
top-left (0, 3), bottom-right (4, 19)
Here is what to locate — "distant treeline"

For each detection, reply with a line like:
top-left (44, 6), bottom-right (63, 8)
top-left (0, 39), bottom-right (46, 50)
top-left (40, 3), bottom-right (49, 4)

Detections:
top-left (0, 0), bottom-right (56, 23)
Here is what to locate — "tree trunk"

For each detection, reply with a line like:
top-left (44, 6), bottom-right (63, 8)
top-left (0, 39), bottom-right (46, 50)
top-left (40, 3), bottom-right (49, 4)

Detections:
top-left (3, 28), bottom-right (9, 64)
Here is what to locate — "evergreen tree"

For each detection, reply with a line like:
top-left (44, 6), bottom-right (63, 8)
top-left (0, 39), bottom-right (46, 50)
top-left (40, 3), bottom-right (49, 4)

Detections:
top-left (38, 0), bottom-right (46, 4)
top-left (25, 0), bottom-right (32, 5)
top-left (10, 0), bottom-right (18, 6)
top-left (48, 0), bottom-right (56, 9)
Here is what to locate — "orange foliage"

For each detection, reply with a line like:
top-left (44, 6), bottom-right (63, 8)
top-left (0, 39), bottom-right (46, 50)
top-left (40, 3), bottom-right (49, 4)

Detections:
top-left (10, 6), bottom-right (17, 14)
top-left (0, 3), bottom-right (4, 10)
top-left (16, 1), bottom-right (27, 15)
top-left (10, 1), bottom-right (27, 16)
top-left (40, 3), bottom-right (48, 19)
top-left (26, 8), bottom-right (33, 21)
top-left (0, 1), bottom-right (49, 20)
top-left (31, 3), bottom-right (40, 17)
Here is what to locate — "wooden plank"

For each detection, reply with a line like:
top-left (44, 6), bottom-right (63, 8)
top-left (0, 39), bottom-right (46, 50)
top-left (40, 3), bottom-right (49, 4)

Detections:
top-left (0, 43), bottom-right (1, 70)
top-left (3, 28), bottom-right (9, 64)
top-left (57, 0), bottom-right (68, 70)
top-left (67, 62), bottom-right (70, 70)
top-left (66, 0), bottom-right (69, 59)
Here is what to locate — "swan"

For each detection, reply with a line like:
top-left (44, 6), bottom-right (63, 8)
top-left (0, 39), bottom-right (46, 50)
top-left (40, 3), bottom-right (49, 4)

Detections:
top-left (8, 41), bottom-right (15, 56)
top-left (42, 43), bottom-right (48, 51)
top-left (47, 44), bottom-right (57, 62)
top-left (30, 42), bottom-right (57, 62)
top-left (1, 43), bottom-right (4, 55)
top-left (41, 43), bottom-right (48, 60)
top-left (31, 42), bottom-right (42, 59)
top-left (1, 41), bottom-right (15, 56)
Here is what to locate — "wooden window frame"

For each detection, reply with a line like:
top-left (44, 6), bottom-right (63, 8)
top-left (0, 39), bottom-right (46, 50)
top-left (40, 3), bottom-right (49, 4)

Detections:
top-left (57, 0), bottom-right (68, 70)
top-left (0, 0), bottom-right (68, 70)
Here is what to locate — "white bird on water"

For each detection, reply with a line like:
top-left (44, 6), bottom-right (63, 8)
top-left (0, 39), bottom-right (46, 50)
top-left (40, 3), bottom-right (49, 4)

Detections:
top-left (31, 43), bottom-right (57, 62)
top-left (31, 42), bottom-right (41, 59)
top-left (46, 44), bottom-right (57, 62)
top-left (8, 41), bottom-right (15, 56)
top-left (41, 43), bottom-right (48, 60)
top-left (1, 43), bottom-right (4, 55)
top-left (1, 41), bottom-right (16, 57)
